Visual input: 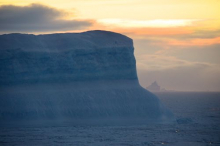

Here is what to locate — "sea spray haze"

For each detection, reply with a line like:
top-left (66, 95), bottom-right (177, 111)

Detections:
top-left (0, 30), bottom-right (173, 126)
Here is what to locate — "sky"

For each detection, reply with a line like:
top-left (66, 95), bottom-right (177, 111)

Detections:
top-left (0, 0), bottom-right (220, 91)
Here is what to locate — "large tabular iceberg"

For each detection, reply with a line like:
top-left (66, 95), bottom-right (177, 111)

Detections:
top-left (0, 30), bottom-right (173, 125)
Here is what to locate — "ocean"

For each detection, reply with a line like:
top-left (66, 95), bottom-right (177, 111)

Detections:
top-left (0, 92), bottom-right (220, 146)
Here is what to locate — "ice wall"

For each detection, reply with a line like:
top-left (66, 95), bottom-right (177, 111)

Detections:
top-left (0, 30), bottom-right (173, 125)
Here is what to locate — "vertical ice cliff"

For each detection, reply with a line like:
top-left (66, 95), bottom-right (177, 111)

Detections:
top-left (0, 30), bottom-right (173, 125)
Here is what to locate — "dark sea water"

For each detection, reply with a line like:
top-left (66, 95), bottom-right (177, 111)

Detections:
top-left (156, 92), bottom-right (220, 124)
top-left (1, 92), bottom-right (220, 146)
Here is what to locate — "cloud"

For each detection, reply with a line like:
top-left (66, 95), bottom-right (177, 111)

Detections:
top-left (137, 64), bottom-right (220, 91)
top-left (136, 54), bottom-right (213, 71)
top-left (98, 19), bottom-right (201, 28)
top-left (0, 3), bottom-right (93, 33)
top-left (133, 37), bottom-right (220, 91)
top-left (166, 37), bottom-right (220, 46)
top-left (158, 44), bottom-right (220, 64)
top-left (175, 29), bottom-right (220, 39)
top-left (136, 54), bottom-right (220, 91)
top-left (98, 19), bottom-right (220, 47)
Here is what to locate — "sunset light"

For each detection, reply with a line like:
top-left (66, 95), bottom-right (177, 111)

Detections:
top-left (1, 0), bottom-right (220, 145)
top-left (98, 19), bottom-right (201, 28)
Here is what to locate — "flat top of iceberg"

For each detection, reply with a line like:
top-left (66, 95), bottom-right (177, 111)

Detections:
top-left (0, 30), bottom-right (133, 51)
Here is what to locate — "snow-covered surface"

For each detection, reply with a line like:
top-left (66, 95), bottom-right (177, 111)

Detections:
top-left (0, 31), bottom-right (132, 51)
top-left (0, 30), bottom-right (172, 124)
top-left (0, 30), bottom-right (136, 84)
top-left (0, 92), bottom-right (219, 146)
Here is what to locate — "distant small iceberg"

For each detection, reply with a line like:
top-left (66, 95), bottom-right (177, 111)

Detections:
top-left (146, 81), bottom-right (161, 92)
top-left (146, 81), bottom-right (176, 92)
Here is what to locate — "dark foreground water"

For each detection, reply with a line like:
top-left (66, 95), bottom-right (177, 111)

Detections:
top-left (1, 92), bottom-right (220, 146)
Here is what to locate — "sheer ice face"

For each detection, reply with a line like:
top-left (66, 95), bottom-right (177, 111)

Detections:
top-left (0, 30), bottom-right (173, 125)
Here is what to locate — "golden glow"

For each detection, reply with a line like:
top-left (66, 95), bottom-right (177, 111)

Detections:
top-left (1, 0), bottom-right (220, 20)
top-left (106, 27), bottom-right (194, 36)
top-left (98, 19), bottom-right (201, 28)
top-left (167, 37), bottom-right (220, 46)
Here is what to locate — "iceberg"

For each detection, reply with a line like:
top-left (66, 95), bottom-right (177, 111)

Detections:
top-left (147, 81), bottom-right (161, 92)
top-left (0, 30), bottom-right (173, 125)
